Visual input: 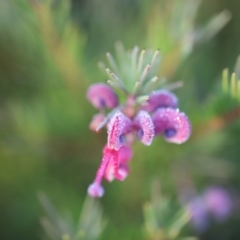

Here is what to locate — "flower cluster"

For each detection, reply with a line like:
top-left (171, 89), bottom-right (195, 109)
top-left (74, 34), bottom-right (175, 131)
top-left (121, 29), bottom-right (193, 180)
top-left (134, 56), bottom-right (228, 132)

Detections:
top-left (187, 186), bottom-right (233, 232)
top-left (86, 44), bottom-right (191, 197)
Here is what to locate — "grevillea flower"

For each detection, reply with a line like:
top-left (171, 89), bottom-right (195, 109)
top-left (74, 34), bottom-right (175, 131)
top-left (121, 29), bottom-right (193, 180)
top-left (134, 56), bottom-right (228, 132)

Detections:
top-left (86, 44), bottom-right (192, 197)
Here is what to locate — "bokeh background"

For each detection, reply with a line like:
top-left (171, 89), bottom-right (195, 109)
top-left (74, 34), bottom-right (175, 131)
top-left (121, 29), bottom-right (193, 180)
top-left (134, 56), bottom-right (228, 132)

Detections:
top-left (1, 0), bottom-right (240, 239)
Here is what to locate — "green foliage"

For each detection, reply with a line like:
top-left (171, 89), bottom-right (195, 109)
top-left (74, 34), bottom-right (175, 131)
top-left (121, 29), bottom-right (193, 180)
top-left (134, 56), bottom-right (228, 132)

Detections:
top-left (143, 180), bottom-right (196, 240)
top-left (1, 0), bottom-right (240, 240)
top-left (39, 192), bottom-right (106, 240)
top-left (222, 57), bottom-right (240, 103)
top-left (145, 0), bottom-right (231, 79)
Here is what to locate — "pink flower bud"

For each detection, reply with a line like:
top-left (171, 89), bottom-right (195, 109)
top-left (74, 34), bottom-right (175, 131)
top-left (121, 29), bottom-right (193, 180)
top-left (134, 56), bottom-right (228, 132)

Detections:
top-left (86, 83), bottom-right (118, 109)
top-left (134, 110), bottom-right (155, 146)
top-left (107, 111), bottom-right (132, 150)
top-left (89, 113), bottom-right (105, 132)
top-left (142, 90), bottom-right (178, 112)
top-left (152, 108), bottom-right (191, 144)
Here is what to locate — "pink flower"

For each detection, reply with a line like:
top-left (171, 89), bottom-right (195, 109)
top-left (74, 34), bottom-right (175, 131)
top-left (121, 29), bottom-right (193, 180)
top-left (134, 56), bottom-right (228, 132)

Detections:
top-left (86, 46), bottom-right (192, 197)
top-left (86, 83), bottom-right (119, 109)
top-left (203, 187), bottom-right (232, 221)
top-left (152, 108), bottom-right (191, 144)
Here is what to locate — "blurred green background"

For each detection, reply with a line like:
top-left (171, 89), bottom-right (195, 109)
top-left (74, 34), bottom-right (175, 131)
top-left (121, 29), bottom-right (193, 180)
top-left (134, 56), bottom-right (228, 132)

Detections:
top-left (1, 0), bottom-right (240, 239)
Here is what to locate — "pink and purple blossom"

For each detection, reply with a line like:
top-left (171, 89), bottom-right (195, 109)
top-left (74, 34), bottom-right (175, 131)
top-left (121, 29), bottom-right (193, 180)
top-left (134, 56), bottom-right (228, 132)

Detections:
top-left (186, 186), bottom-right (233, 232)
top-left (86, 46), bottom-right (192, 197)
top-left (203, 186), bottom-right (232, 221)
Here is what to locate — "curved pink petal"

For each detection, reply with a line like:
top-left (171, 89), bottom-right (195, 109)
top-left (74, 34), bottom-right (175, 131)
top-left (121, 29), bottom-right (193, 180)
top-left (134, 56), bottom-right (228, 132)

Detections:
top-left (134, 110), bottom-right (155, 146)
top-left (152, 108), bottom-right (191, 144)
top-left (107, 111), bottom-right (132, 150)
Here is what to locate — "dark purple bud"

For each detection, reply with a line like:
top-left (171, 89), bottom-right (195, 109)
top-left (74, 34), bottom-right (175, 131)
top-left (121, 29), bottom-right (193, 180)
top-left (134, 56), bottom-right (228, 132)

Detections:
top-left (152, 108), bottom-right (191, 144)
top-left (86, 83), bottom-right (118, 109)
top-left (134, 110), bottom-right (155, 146)
top-left (142, 89), bottom-right (178, 112)
top-left (107, 111), bottom-right (132, 150)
